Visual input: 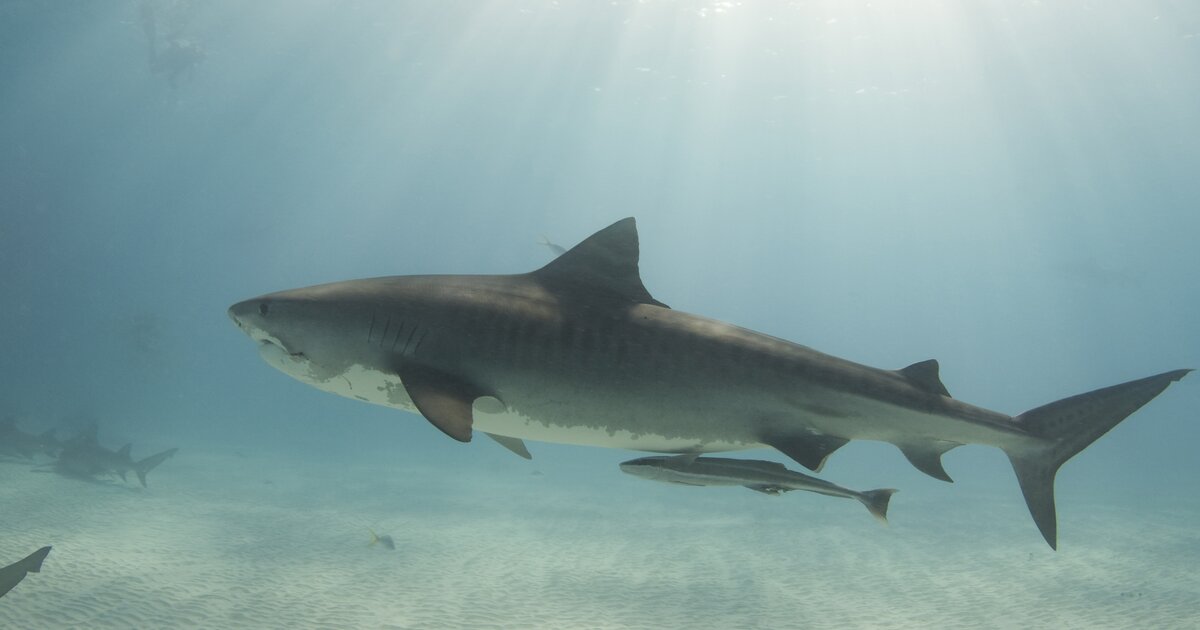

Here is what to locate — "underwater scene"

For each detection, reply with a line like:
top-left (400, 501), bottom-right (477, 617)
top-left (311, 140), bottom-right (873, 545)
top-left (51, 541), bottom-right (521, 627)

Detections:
top-left (2, 1), bottom-right (1198, 628)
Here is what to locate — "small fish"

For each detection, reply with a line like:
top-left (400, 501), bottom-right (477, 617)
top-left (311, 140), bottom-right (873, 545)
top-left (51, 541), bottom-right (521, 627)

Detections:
top-left (0, 546), bottom-right (51, 599)
top-left (368, 529), bottom-right (395, 550)
top-left (538, 235), bottom-right (566, 257)
top-left (621, 454), bottom-right (897, 524)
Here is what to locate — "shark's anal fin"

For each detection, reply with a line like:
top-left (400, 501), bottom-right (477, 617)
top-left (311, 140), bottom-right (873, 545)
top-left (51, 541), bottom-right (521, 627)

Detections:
top-left (897, 359), bottom-right (951, 397)
top-left (484, 433), bottom-right (532, 459)
top-left (898, 441), bottom-right (959, 482)
top-left (763, 434), bottom-right (849, 472)
top-left (398, 365), bottom-right (488, 443)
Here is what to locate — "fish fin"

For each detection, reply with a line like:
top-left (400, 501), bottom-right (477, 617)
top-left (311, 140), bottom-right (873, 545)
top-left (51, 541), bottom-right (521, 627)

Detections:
top-left (398, 365), bottom-right (487, 442)
top-left (368, 529), bottom-right (379, 546)
top-left (530, 217), bottom-right (669, 309)
top-left (897, 441), bottom-right (959, 482)
top-left (1006, 369), bottom-right (1190, 550)
top-left (859, 489), bottom-right (898, 525)
top-left (763, 434), bottom-right (848, 472)
top-left (669, 452), bottom-right (700, 465)
top-left (897, 359), bottom-right (951, 397)
top-left (744, 484), bottom-right (788, 495)
top-left (484, 433), bottom-right (532, 459)
top-left (117, 443), bottom-right (132, 459)
top-left (22, 547), bottom-right (51, 573)
top-left (134, 448), bottom-right (178, 487)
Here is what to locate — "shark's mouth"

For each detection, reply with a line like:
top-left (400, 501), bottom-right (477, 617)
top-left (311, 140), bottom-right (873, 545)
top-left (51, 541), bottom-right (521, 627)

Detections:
top-left (255, 339), bottom-right (316, 382)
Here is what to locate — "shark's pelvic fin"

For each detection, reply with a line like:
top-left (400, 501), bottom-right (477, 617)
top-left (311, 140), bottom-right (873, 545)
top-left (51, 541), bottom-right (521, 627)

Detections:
top-left (1007, 368), bottom-right (1191, 549)
top-left (763, 434), bottom-right (849, 472)
top-left (398, 365), bottom-right (487, 442)
top-left (898, 440), bottom-right (960, 482)
top-left (485, 433), bottom-right (532, 459)
top-left (897, 359), bottom-right (951, 397)
top-left (531, 217), bottom-right (669, 309)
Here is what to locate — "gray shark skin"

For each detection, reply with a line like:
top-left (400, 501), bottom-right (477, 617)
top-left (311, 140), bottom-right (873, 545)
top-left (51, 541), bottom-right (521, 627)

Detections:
top-left (621, 455), bottom-right (897, 523)
top-left (52, 427), bottom-right (178, 487)
top-left (0, 546), bottom-right (51, 599)
top-left (0, 417), bottom-right (59, 460)
top-left (228, 217), bottom-right (1190, 548)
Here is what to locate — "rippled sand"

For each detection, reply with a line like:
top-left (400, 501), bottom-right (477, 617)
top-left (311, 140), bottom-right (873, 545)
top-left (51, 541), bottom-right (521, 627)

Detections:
top-left (1, 448), bottom-right (1197, 629)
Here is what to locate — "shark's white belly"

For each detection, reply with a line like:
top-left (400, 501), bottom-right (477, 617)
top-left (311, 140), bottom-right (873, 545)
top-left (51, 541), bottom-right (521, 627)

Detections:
top-left (260, 345), bottom-right (757, 454)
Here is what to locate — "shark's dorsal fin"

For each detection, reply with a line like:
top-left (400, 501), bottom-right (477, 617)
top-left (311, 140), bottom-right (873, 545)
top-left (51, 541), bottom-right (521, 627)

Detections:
top-left (531, 218), bottom-right (669, 308)
top-left (398, 364), bottom-right (489, 443)
top-left (117, 444), bottom-right (132, 459)
top-left (898, 359), bottom-right (951, 397)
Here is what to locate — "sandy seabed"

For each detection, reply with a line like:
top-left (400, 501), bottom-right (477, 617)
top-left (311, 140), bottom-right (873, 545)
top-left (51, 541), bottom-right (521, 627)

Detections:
top-left (1, 446), bottom-right (1197, 630)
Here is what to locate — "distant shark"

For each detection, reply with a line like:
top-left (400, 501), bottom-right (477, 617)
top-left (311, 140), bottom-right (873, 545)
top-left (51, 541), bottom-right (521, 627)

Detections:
top-left (621, 454), bottom-right (896, 523)
top-left (228, 217), bottom-right (1189, 548)
top-left (0, 417), bottom-right (59, 459)
top-left (50, 426), bottom-right (178, 487)
top-left (0, 547), bottom-right (51, 599)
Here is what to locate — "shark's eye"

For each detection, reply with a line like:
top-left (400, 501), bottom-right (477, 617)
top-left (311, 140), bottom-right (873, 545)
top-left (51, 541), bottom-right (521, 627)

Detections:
top-left (259, 302), bottom-right (270, 316)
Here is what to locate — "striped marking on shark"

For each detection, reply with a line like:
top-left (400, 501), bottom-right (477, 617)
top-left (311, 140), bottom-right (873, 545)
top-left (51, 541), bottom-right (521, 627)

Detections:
top-left (229, 218), bottom-right (1189, 548)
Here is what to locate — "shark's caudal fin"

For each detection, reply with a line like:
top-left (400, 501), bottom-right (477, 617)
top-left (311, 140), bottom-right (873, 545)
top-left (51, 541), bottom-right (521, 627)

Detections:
top-left (1007, 369), bottom-right (1190, 550)
top-left (134, 448), bottom-right (179, 487)
top-left (858, 489), bottom-right (898, 525)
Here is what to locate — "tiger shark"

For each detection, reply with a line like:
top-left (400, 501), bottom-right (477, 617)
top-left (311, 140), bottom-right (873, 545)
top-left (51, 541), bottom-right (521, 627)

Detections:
top-left (228, 217), bottom-right (1189, 548)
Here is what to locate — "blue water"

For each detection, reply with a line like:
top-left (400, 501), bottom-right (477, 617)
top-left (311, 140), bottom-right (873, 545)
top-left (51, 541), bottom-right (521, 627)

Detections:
top-left (2, 1), bottom-right (1198, 628)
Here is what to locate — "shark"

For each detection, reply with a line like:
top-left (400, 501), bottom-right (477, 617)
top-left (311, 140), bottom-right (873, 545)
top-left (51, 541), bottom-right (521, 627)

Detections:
top-left (228, 217), bottom-right (1189, 548)
top-left (621, 454), bottom-right (896, 523)
top-left (50, 426), bottom-right (178, 487)
top-left (0, 417), bottom-right (59, 460)
top-left (0, 547), bottom-right (51, 599)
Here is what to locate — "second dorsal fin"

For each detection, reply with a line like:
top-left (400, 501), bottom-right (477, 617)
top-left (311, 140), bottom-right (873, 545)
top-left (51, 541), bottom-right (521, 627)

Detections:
top-left (898, 359), bottom-right (951, 397)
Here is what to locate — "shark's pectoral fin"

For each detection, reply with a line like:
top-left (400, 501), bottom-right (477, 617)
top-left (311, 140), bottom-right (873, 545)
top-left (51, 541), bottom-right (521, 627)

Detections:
top-left (484, 433), bottom-right (532, 459)
top-left (897, 359), bottom-right (951, 397)
top-left (0, 546), bottom-right (51, 599)
top-left (398, 365), bottom-right (489, 442)
top-left (898, 441), bottom-right (960, 482)
top-left (763, 434), bottom-right (849, 472)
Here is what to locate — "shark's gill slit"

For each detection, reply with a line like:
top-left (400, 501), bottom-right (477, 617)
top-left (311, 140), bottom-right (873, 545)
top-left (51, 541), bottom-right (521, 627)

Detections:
top-left (400, 326), bottom-right (418, 355)
top-left (380, 316), bottom-right (392, 347)
top-left (367, 311), bottom-right (376, 344)
top-left (390, 320), bottom-right (406, 352)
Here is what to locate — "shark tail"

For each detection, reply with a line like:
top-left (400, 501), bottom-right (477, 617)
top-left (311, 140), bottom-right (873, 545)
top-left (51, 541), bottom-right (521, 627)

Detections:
top-left (134, 448), bottom-right (179, 487)
top-left (858, 489), bottom-right (897, 525)
top-left (1006, 369), bottom-right (1190, 550)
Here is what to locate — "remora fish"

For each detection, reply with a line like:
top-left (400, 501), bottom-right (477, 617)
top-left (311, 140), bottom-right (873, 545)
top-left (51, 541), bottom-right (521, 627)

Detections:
top-left (621, 455), bottom-right (897, 524)
top-left (228, 217), bottom-right (1190, 548)
top-left (0, 546), bottom-right (51, 599)
top-left (52, 427), bottom-right (178, 487)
